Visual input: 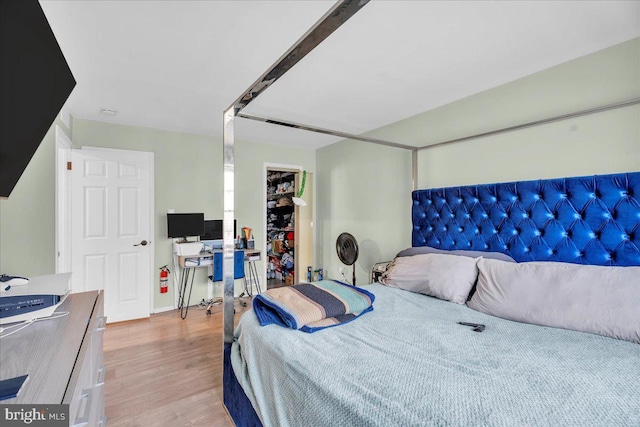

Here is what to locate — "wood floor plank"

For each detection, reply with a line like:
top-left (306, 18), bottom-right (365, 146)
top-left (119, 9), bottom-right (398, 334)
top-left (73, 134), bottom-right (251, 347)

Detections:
top-left (104, 300), bottom-right (252, 426)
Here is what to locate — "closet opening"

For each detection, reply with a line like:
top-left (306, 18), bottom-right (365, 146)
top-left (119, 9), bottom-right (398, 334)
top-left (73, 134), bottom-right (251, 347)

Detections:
top-left (265, 166), bottom-right (312, 290)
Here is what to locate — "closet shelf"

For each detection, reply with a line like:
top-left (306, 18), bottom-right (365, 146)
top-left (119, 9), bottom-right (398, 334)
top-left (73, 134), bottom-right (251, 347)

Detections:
top-left (267, 191), bottom-right (294, 200)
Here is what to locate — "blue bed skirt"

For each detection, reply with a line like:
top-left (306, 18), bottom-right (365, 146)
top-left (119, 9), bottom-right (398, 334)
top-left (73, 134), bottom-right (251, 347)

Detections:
top-left (223, 343), bottom-right (263, 427)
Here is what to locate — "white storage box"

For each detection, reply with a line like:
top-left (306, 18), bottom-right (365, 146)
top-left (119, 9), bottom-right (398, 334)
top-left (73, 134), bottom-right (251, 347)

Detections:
top-left (175, 242), bottom-right (204, 256)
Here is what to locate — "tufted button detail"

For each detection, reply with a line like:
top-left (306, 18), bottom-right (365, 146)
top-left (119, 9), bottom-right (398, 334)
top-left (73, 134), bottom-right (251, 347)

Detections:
top-left (412, 173), bottom-right (639, 266)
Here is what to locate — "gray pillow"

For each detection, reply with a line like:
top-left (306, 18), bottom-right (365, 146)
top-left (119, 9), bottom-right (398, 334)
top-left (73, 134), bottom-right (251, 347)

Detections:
top-left (468, 258), bottom-right (640, 344)
top-left (381, 253), bottom-right (479, 304)
top-left (397, 246), bottom-right (515, 263)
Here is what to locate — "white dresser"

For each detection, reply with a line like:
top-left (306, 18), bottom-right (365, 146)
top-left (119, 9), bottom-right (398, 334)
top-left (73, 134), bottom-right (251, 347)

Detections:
top-left (0, 290), bottom-right (106, 426)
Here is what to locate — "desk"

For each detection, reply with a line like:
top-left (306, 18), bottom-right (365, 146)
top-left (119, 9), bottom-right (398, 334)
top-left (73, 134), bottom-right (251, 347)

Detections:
top-left (177, 249), bottom-right (261, 318)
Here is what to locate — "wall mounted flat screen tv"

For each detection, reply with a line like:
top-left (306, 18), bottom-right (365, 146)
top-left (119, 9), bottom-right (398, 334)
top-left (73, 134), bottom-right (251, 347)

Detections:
top-left (167, 213), bottom-right (204, 239)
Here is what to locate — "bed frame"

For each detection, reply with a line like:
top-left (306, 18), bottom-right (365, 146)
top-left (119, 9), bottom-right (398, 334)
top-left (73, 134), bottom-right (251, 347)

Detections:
top-left (220, 1), bottom-right (640, 425)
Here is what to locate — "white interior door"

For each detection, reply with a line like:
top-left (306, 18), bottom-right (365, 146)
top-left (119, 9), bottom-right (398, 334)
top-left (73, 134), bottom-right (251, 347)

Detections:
top-left (71, 147), bottom-right (153, 323)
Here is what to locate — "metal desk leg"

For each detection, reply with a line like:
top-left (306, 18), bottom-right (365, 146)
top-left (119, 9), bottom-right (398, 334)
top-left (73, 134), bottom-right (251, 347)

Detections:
top-left (178, 268), bottom-right (187, 309)
top-left (180, 268), bottom-right (196, 319)
top-left (249, 260), bottom-right (261, 294)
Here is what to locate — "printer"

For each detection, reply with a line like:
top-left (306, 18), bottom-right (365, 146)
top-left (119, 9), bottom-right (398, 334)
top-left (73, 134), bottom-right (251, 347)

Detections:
top-left (0, 273), bottom-right (71, 324)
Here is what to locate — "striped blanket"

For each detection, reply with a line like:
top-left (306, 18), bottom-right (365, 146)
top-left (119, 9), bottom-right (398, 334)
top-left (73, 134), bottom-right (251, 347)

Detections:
top-left (253, 280), bottom-right (375, 332)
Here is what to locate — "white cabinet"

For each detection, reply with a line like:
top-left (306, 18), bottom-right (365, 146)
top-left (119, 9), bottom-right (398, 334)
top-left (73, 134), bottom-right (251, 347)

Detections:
top-left (0, 290), bottom-right (105, 426)
top-left (65, 291), bottom-right (106, 427)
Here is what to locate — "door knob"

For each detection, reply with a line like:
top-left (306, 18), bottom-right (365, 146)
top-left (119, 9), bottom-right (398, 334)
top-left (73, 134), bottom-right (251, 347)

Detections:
top-left (134, 240), bottom-right (150, 246)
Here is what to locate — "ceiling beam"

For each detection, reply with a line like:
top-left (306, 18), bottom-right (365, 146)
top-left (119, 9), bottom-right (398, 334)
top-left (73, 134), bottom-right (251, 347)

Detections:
top-left (238, 112), bottom-right (415, 150)
top-left (227, 0), bottom-right (370, 115)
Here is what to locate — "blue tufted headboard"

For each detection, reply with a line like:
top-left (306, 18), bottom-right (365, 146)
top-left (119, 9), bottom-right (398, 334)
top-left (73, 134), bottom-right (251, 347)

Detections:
top-left (412, 172), bottom-right (640, 266)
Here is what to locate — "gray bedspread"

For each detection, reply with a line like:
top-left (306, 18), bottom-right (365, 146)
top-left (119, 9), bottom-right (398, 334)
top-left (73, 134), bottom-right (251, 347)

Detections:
top-left (231, 284), bottom-right (640, 427)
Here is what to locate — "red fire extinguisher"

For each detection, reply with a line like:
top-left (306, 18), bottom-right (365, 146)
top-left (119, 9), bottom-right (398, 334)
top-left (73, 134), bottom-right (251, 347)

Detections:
top-left (159, 265), bottom-right (170, 294)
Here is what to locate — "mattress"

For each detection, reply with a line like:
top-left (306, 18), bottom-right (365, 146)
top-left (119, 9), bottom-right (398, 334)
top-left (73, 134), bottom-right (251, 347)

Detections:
top-left (231, 283), bottom-right (640, 427)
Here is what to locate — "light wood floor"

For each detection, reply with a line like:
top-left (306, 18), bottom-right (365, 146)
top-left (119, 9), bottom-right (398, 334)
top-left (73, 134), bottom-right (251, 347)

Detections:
top-left (104, 299), bottom-right (253, 427)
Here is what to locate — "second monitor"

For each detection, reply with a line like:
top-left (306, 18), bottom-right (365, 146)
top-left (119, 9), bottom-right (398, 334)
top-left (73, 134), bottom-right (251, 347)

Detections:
top-left (201, 219), bottom-right (237, 249)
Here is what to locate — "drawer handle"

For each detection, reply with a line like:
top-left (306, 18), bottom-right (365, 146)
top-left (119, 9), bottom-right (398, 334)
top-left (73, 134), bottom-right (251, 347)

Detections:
top-left (96, 366), bottom-right (106, 386)
top-left (96, 316), bottom-right (107, 331)
top-left (72, 388), bottom-right (93, 426)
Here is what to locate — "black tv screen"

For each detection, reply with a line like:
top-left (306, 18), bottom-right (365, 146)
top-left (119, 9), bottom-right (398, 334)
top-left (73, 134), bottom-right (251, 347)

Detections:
top-left (201, 219), bottom-right (237, 240)
top-left (1, 0), bottom-right (76, 197)
top-left (167, 213), bottom-right (204, 238)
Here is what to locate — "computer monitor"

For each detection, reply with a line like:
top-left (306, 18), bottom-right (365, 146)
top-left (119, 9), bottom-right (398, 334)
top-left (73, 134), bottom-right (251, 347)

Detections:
top-left (201, 219), bottom-right (237, 248)
top-left (167, 213), bottom-right (205, 239)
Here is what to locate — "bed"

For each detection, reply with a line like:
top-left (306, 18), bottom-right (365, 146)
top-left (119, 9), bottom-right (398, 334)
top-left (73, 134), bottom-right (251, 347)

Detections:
top-left (224, 171), bottom-right (640, 427)
top-left (217, 2), bottom-right (639, 425)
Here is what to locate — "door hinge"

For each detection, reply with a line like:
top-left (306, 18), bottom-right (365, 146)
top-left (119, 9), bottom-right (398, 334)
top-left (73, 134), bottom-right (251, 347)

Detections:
top-left (67, 161), bottom-right (72, 170)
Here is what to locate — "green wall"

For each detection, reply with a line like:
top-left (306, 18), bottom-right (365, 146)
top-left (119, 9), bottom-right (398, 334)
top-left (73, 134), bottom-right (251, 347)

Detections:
top-left (72, 119), bottom-right (315, 310)
top-left (0, 116), bottom-right (72, 276)
top-left (317, 38), bottom-right (640, 284)
top-left (316, 142), bottom-right (411, 284)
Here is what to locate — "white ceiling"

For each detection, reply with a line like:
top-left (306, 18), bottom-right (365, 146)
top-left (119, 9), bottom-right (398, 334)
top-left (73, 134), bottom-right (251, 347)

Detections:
top-left (40, 1), bottom-right (640, 149)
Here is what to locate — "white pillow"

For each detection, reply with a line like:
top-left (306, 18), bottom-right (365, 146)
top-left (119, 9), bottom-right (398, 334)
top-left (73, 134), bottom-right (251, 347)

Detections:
top-left (468, 258), bottom-right (640, 344)
top-left (381, 253), bottom-right (479, 304)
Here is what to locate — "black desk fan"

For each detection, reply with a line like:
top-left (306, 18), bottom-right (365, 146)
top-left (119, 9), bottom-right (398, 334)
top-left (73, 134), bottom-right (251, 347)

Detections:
top-left (336, 232), bottom-right (359, 286)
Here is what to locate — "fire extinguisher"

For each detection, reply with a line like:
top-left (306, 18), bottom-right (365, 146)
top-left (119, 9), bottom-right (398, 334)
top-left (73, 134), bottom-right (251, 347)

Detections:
top-left (159, 265), bottom-right (170, 294)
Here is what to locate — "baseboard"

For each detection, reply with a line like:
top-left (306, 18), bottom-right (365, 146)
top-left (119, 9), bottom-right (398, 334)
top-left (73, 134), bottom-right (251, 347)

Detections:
top-left (153, 305), bottom-right (175, 314)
